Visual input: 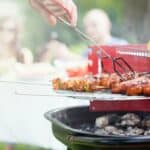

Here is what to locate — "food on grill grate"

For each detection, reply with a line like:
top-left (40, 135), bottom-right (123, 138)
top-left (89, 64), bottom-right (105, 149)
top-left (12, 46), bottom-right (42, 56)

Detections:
top-left (52, 74), bottom-right (109, 92)
top-left (52, 72), bottom-right (150, 95)
top-left (143, 84), bottom-right (150, 96)
top-left (52, 73), bottom-right (135, 91)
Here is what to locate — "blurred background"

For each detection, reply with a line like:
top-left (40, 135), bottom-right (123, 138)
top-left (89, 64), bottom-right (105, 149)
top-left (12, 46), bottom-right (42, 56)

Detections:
top-left (0, 0), bottom-right (149, 55)
top-left (0, 0), bottom-right (149, 150)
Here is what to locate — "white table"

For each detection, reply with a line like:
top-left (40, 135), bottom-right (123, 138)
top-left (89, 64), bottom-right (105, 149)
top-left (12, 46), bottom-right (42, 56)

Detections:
top-left (0, 81), bottom-right (89, 149)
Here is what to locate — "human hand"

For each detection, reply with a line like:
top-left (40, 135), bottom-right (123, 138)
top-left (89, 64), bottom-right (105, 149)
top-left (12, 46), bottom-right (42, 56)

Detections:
top-left (29, 0), bottom-right (77, 26)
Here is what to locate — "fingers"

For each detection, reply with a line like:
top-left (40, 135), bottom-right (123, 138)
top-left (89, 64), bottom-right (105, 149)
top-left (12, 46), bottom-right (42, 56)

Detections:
top-left (45, 4), bottom-right (66, 17)
top-left (30, 0), bottom-right (77, 26)
top-left (30, 0), bottom-right (57, 25)
top-left (48, 15), bottom-right (57, 26)
top-left (54, 0), bottom-right (77, 26)
top-left (42, 0), bottom-right (77, 26)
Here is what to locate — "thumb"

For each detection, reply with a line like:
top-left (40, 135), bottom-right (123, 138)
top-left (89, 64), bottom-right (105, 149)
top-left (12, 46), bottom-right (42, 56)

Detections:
top-left (48, 15), bottom-right (57, 26)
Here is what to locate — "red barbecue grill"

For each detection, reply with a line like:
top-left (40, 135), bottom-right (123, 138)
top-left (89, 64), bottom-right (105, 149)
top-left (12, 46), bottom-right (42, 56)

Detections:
top-left (88, 44), bottom-right (149, 74)
top-left (88, 44), bottom-right (150, 112)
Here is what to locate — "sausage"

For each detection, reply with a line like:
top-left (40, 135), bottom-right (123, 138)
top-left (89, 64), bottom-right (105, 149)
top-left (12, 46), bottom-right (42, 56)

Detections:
top-left (126, 85), bottom-right (143, 96)
top-left (99, 73), bottom-right (121, 88)
top-left (143, 84), bottom-right (150, 96)
top-left (111, 83), bottom-right (123, 94)
top-left (112, 76), bottom-right (150, 94)
top-left (111, 82), bottom-right (129, 94)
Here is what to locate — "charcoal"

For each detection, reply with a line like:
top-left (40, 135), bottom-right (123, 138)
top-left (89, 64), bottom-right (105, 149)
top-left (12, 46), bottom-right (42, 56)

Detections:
top-left (94, 129), bottom-right (109, 136)
top-left (142, 115), bottom-right (150, 128)
top-left (79, 123), bottom-right (94, 132)
top-left (125, 127), bottom-right (144, 136)
top-left (104, 126), bottom-right (124, 135)
top-left (120, 113), bottom-right (141, 126)
top-left (75, 112), bottom-right (150, 137)
top-left (109, 114), bottom-right (121, 125)
top-left (95, 116), bottom-right (109, 128)
top-left (144, 129), bottom-right (150, 135)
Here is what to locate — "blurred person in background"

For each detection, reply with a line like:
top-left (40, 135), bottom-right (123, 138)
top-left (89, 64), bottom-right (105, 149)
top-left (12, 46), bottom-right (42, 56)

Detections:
top-left (36, 38), bottom-right (87, 77)
top-left (0, 16), bottom-right (36, 79)
top-left (0, 16), bottom-right (34, 63)
top-left (37, 39), bottom-right (82, 63)
top-left (0, 15), bottom-right (54, 81)
top-left (82, 9), bottom-right (128, 72)
top-left (0, 16), bottom-right (32, 79)
top-left (0, 16), bottom-right (20, 62)
top-left (83, 9), bottom-right (128, 45)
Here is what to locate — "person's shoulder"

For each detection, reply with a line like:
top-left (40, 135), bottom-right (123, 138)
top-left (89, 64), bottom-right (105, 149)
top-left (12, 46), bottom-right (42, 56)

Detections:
top-left (109, 36), bottom-right (128, 45)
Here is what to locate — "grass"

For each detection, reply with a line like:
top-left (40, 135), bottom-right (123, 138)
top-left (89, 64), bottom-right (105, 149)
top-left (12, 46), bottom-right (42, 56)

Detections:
top-left (0, 143), bottom-right (50, 150)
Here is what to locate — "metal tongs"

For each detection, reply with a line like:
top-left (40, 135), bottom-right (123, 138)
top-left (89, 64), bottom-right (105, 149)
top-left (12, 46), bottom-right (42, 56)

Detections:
top-left (37, 1), bottom-right (135, 80)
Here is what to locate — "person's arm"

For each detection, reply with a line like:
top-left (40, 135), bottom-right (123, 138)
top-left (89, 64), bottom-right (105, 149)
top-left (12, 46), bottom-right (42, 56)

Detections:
top-left (29, 0), bottom-right (77, 26)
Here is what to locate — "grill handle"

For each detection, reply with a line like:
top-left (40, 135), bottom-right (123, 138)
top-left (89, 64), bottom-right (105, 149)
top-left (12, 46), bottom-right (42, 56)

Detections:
top-left (67, 135), bottom-right (150, 145)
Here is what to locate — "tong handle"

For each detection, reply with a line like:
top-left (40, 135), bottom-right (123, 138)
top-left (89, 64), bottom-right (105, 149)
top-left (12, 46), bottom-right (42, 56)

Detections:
top-left (57, 16), bottom-right (97, 44)
top-left (58, 17), bottom-right (112, 59)
top-left (113, 57), bottom-right (135, 80)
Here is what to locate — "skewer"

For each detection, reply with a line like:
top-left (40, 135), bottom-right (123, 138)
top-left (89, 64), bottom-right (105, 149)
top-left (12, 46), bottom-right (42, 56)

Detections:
top-left (0, 80), bottom-right (51, 86)
top-left (14, 89), bottom-right (150, 100)
top-left (15, 91), bottom-right (52, 97)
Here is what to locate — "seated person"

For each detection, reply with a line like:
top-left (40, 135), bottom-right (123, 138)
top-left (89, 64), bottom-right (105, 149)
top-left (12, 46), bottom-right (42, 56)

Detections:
top-left (36, 39), bottom-right (87, 77)
top-left (0, 16), bottom-right (21, 62)
top-left (16, 48), bottom-right (54, 80)
top-left (83, 9), bottom-right (128, 45)
top-left (0, 16), bottom-right (53, 80)
top-left (37, 39), bottom-right (83, 64)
